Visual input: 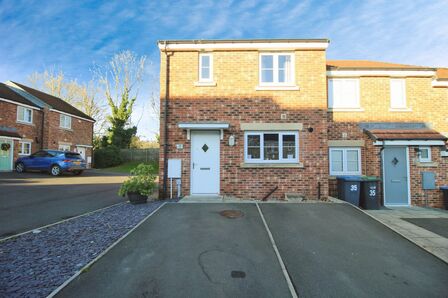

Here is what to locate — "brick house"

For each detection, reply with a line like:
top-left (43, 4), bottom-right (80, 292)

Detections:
top-left (157, 39), bottom-right (448, 208)
top-left (0, 81), bottom-right (95, 171)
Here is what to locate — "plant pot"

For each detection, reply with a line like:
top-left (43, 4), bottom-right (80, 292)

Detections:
top-left (127, 192), bottom-right (148, 204)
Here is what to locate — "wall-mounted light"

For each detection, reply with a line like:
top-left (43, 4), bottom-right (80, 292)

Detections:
top-left (228, 135), bottom-right (235, 146)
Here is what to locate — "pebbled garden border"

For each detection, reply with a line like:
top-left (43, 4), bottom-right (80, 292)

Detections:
top-left (46, 202), bottom-right (167, 298)
top-left (0, 202), bottom-right (125, 243)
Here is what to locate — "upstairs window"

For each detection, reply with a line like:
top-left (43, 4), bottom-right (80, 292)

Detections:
top-left (199, 53), bottom-right (213, 82)
top-left (259, 53), bottom-right (294, 86)
top-left (17, 106), bottom-right (33, 124)
top-left (245, 132), bottom-right (298, 163)
top-left (59, 144), bottom-right (71, 151)
top-left (329, 147), bottom-right (361, 175)
top-left (390, 79), bottom-right (407, 109)
top-left (60, 114), bottom-right (72, 129)
top-left (328, 79), bottom-right (360, 109)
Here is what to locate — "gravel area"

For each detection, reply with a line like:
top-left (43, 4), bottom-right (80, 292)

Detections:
top-left (0, 200), bottom-right (175, 298)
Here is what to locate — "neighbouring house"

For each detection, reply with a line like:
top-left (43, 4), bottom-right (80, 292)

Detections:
top-left (0, 81), bottom-right (95, 171)
top-left (157, 39), bottom-right (448, 208)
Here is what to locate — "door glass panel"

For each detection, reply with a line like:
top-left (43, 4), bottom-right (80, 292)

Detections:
top-left (263, 134), bottom-right (279, 160)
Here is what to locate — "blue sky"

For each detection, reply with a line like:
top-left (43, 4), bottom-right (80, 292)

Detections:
top-left (1, 0), bottom-right (447, 139)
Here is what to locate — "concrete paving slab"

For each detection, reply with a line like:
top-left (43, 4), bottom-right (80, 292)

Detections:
top-left (56, 203), bottom-right (291, 298)
top-left (402, 218), bottom-right (448, 238)
top-left (260, 203), bottom-right (448, 298)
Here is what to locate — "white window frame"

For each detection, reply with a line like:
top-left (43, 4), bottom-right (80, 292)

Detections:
top-left (59, 144), bottom-right (71, 151)
top-left (60, 114), bottom-right (72, 129)
top-left (259, 53), bottom-right (295, 86)
top-left (244, 131), bottom-right (299, 164)
top-left (17, 106), bottom-right (33, 124)
top-left (328, 78), bottom-right (360, 109)
top-left (329, 147), bottom-right (362, 176)
top-left (18, 141), bottom-right (32, 156)
top-left (418, 146), bottom-right (431, 163)
top-left (390, 78), bottom-right (407, 109)
top-left (199, 53), bottom-right (213, 82)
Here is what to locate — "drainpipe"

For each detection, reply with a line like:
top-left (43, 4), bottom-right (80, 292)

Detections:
top-left (40, 109), bottom-right (45, 149)
top-left (378, 140), bottom-right (385, 206)
top-left (162, 42), bottom-right (173, 198)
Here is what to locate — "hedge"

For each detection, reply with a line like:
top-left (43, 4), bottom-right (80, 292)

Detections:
top-left (93, 146), bottom-right (123, 168)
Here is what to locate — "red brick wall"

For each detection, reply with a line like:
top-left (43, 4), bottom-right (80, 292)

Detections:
top-left (159, 50), bottom-right (329, 200)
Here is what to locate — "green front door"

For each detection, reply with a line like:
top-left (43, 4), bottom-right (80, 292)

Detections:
top-left (0, 139), bottom-right (13, 171)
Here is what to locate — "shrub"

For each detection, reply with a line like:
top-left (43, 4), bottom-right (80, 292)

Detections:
top-left (118, 164), bottom-right (157, 197)
top-left (93, 146), bottom-right (122, 168)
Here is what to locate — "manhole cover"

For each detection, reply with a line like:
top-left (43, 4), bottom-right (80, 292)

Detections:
top-left (219, 210), bottom-right (244, 219)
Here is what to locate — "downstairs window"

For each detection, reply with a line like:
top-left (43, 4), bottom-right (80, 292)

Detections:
top-left (329, 147), bottom-right (361, 175)
top-left (245, 132), bottom-right (298, 163)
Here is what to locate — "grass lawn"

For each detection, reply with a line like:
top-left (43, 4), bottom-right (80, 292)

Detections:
top-left (100, 161), bottom-right (159, 174)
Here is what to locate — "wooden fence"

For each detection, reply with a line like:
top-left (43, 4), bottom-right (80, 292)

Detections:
top-left (120, 148), bottom-right (159, 163)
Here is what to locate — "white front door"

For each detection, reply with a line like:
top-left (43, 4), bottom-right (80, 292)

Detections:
top-left (190, 131), bottom-right (220, 195)
top-left (76, 147), bottom-right (86, 160)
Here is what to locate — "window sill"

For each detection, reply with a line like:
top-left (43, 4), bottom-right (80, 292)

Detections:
top-left (194, 81), bottom-right (217, 87)
top-left (329, 173), bottom-right (362, 177)
top-left (59, 127), bottom-right (73, 131)
top-left (389, 108), bottom-right (412, 112)
top-left (240, 162), bottom-right (304, 168)
top-left (18, 153), bottom-right (31, 156)
top-left (328, 108), bottom-right (364, 112)
top-left (16, 121), bottom-right (34, 126)
top-left (256, 85), bottom-right (299, 91)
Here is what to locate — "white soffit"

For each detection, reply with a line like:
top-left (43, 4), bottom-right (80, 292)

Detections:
top-left (159, 42), bottom-right (329, 51)
top-left (327, 70), bottom-right (436, 77)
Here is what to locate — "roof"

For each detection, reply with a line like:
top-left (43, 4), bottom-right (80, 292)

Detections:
top-left (11, 82), bottom-right (95, 121)
top-left (326, 60), bottom-right (434, 71)
top-left (436, 68), bottom-right (448, 80)
top-left (366, 129), bottom-right (447, 141)
top-left (0, 128), bottom-right (22, 138)
top-left (0, 83), bottom-right (39, 108)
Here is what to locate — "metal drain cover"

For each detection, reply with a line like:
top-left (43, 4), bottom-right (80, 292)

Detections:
top-left (219, 210), bottom-right (244, 219)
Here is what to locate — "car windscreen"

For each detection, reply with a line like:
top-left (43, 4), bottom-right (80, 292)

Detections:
top-left (64, 153), bottom-right (82, 159)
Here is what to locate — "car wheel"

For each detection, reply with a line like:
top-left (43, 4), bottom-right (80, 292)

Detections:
top-left (15, 162), bottom-right (25, 173)
top-left (73, 170), bottom-right (83, 176)
top-left (50, 165), bottom-right (61, 176)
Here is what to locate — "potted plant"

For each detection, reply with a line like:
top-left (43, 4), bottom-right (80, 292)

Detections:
top-left (118, 164), bottom-right (157, 204)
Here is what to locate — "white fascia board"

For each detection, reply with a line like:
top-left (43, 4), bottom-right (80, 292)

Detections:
top-left (178, 123), bottom-right (229, 130)
top-left (0, 136), bottom-right (21, 140)
top-left (76, 144), bottom-right (93, 148)
top-left (432, 80), bottom-right (448, 87)
top-left (49, 109), bottom-right (95, 123)
top-left (159, 42), bottom-right (329, 51)
top-left (374, 140), bottom-right (446, 146)
top-left (327, 70), bottom-right (436, 77)
top-left (0, 97), bottom-right (41, 110)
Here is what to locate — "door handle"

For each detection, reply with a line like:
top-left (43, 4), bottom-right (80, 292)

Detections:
top-left (200, 167), bottom-right (210, 170)
top-left (192, 162), bottom-right (195, 169)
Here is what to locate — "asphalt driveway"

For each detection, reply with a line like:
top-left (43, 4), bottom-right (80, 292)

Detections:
top-left (0, 171), bottom-right (127, 238)
top-left (56, 203), bottom-right (448, 298)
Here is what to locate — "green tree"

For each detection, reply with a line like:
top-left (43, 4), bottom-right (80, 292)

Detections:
top-left (96, 51), bottom-right (146, 148)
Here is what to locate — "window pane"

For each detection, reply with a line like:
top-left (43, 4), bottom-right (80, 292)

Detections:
top-left (201, 67), bottom-right (210, 79)
top-left (201, 55), bottom-right (210, 67)
top-left (18, 106), bottom-right (24, 121)
top-left (331, 150), bottom-right (343, 172)
top-left (390, 79), bottom-right (406, 108)
top-left (347, 150), bottom-right (359, 172)
top-left (420, 149), bottom-right (429, 159)
top-left (247, 135), bottom-right (260, 159)
top-left (278, 55), bottom-right (291, 83)
top-left (26, 109), bottom-right (32, 122)
top-left (261, 70), bottom-right (273, 83)
top-left (282, 135), bottom-right (296, 159)
top-left (263, 134), bottom-right (279, 160)
top-left (261, 55), bottom-right (273, 68)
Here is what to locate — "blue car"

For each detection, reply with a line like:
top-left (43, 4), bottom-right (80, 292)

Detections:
top-left (15, 149), bottom-right (87, 176)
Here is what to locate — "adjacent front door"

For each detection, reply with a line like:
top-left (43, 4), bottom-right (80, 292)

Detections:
top-left (190, 131), bottom-right (220, 195)
top-left (0, 139), bottom-right (13, 171)
top-left (383, 147), bottom-right (409, 206)
top-left (76, 147), bottom-right (86, 160)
